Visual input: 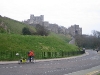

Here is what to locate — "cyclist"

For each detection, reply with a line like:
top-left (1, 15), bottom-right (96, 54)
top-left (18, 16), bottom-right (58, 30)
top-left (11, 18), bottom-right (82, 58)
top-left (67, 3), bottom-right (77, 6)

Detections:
top-left (28, 50), bottom-right (35, 62)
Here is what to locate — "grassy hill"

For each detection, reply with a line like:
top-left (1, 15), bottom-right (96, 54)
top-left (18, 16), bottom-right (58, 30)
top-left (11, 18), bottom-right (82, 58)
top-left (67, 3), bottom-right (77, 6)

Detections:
top-left (0, 33), bottom-right (77, 52)
top-left (0, 16), bottom-right (35, 34)
top-left (49, 32), bottom-right (71, 43)
top-left (0, 16), bottom-right (83, 60)
top-left (0, 16), bottom-right (77, 52)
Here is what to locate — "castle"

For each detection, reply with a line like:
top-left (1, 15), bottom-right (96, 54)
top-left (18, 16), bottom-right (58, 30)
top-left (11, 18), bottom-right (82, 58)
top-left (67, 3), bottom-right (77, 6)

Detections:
top-left (23, 14), bottom-right (82, 36)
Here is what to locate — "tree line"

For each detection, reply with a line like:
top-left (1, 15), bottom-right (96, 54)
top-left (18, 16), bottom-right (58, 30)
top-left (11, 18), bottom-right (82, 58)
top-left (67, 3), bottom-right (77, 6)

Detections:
top-left (75, 30), bottom-right (100, 49)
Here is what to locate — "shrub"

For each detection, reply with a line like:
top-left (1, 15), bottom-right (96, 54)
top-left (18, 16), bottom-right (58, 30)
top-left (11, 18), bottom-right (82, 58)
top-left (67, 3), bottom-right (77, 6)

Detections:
top-left (22, 27), bottom-right (31, 35)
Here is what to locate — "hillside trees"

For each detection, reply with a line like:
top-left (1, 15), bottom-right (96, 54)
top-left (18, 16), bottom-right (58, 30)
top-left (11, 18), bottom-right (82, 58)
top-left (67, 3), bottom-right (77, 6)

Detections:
top-left (22, 24), bottom-right (50, 36)
top-left (35, 24), bottom-right (49, 36)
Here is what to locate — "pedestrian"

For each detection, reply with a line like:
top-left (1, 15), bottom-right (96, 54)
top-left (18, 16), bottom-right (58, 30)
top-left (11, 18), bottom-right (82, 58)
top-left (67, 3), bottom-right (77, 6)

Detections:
top-left (28, 50), bottom-right (35, 62)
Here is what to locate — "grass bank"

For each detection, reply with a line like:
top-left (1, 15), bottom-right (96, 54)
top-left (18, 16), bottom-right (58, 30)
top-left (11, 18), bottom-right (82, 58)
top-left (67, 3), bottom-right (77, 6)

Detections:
top-left (0, 33), bottom-right (78, 52)
top-left (0, 33), bottom-right (83, 60)
top-left (0, 16), bottom-right (35, 34)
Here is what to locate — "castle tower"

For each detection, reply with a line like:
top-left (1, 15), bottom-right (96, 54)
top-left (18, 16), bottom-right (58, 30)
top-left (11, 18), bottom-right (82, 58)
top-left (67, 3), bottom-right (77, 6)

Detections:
top-left (68, 24), bottom-right (82, 36)
top-left (30, 14), bottom-right (34, 20)
top-left (40, 15), bottom-right (44, 21)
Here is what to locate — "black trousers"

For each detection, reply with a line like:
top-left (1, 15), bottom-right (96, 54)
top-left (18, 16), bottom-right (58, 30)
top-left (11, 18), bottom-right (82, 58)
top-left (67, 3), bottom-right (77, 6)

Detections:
top-left (29, 56), bottom-right (32, 62)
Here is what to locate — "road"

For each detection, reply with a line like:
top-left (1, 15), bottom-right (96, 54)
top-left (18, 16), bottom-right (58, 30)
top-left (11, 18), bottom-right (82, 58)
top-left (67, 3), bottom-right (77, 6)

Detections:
top-left (0, 50), bottom-right (100, 75)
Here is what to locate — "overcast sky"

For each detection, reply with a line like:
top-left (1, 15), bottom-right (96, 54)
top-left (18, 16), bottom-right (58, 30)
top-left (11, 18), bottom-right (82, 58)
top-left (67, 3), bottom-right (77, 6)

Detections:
top-left (0, 0), bottom-right (100, 34)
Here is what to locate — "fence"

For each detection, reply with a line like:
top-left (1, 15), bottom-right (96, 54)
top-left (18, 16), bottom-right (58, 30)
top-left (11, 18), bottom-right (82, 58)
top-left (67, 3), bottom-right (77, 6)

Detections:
top-left (0, 50), bottom-right (85, 61)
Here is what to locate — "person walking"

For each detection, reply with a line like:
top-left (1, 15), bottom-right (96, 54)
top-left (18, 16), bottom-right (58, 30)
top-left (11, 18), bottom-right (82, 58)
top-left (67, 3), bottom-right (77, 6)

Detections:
top-left (28, 50), bottom-right (35, 62)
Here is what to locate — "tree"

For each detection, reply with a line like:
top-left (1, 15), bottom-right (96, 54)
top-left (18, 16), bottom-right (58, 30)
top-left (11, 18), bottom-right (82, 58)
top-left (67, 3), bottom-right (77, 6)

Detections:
top-left (35, 24), bottom-right (49, 36)
top-left (92, 30), bottom-right (100, 38)
top-left (75, 30), bottom-right (100, 49)
top-left (22, 27), bottom-right (31, 35)
top-left (92, 30), bottom-right (100, 49)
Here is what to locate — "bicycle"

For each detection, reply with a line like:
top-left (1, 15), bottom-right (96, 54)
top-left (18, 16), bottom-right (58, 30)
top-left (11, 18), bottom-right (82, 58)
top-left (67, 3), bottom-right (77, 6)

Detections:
top-left (27, 56), bottom-right (35, 63)
top-left (16, 53), bottom-right (35, 64)
top-left (18, 57), bottom-right (35, 64)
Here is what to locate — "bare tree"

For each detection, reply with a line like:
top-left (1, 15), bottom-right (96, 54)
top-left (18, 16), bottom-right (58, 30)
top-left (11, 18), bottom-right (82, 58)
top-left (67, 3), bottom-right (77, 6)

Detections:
top-left (35, 24), bottom-right (49, 36)
top-left (75, 30), bottom-right (100, 49)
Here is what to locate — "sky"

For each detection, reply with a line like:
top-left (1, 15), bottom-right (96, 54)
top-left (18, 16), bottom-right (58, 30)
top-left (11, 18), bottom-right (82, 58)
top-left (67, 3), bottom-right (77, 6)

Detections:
top-left (0, 0), bottom-right (100, 35)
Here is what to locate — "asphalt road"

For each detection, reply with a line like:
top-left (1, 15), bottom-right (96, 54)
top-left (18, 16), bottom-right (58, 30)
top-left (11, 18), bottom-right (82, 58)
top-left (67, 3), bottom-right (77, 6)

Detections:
top-left (0, 50), bottom-right (100, 75)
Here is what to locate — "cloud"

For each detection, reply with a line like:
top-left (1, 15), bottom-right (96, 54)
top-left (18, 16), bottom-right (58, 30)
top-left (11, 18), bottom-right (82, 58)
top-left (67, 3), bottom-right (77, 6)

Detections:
top-left (0, 0), bottom-right (100, 34)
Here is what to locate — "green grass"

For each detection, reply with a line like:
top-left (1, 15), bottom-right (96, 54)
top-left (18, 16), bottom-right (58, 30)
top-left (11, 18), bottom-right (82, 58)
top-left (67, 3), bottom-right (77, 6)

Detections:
top-left (0, 33), bottom-right (81, 60)
top-left (49, 32), bottom-right (71, 43)
top-left (0, 16), bottom-right (83, 61)
top-left (0, 16), bottom-right (35, 34)
top-left (0, 33), bottom-right (78, 52)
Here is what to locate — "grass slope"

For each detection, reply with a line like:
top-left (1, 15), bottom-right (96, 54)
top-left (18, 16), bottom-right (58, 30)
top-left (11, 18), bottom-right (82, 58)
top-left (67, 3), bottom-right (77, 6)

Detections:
top-left (0, 16), bottom-right (35, 34)
top-left (49, 32), bottom-right (71, 43)
top-left (0, 16), bottom-right (81, 60)
top-left (0, 16), bottom-right (78, 52)
top-left (0, 33), bottom-right (78, 52)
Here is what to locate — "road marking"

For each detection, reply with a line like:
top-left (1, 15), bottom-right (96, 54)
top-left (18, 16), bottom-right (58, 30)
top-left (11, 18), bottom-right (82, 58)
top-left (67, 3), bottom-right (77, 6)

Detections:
top-left (2, 65), bottom-right (23, 69)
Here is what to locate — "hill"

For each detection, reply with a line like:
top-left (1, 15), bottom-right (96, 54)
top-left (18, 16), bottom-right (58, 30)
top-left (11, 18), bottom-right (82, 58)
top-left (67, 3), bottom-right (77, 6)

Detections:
top-left (0, 16), bottom-right (83, 60)
top-left (0, 16), bottom-right (35, 34)
top-left (0, 16), bottom-right (77, 52)
top-left (0, 16), bottom-right (71, 42)
top-left (0, 33), bottom-right (77, 52)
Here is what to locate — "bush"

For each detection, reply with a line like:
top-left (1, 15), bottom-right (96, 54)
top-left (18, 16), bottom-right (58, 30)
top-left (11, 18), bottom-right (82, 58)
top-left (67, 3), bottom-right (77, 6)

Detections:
top-left (0, 27), bottom-right (6, 33)
top-left (22, 27), bottom-right (31, 35)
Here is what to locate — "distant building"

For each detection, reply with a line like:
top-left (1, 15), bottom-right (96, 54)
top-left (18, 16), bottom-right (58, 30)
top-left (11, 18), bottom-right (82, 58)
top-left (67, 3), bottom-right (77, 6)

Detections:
top-left (23, 14), bottom-right (82, 36)
top-left (48, 24), bottom-right (59, 34)
top-left (68, 24), bottom-right (82, 36)
top-left (43, 21), bottom-right (49, 27)
top-left (24, 14), bottom-right (44, 25)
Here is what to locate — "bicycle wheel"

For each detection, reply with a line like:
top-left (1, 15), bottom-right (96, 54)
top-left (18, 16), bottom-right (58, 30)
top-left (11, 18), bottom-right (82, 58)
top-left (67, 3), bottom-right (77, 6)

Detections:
top-left (31, 57), bottom-right (35, 63)
top-left (18, 59), bottom-right (22, 64)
